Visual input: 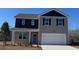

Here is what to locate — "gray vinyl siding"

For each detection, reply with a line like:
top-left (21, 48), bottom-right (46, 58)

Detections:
top-left (40, 16), bottom-right (68, 34)
top-left (39, 16), bottom-right (68, 44)
top-left (14, 32), bottom-right (19, 43)
top-left (14, 32), bottom-right (29, 44)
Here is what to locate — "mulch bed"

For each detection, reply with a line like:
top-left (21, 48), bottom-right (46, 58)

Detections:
top-left (0, 44), bottom-right (42, 50)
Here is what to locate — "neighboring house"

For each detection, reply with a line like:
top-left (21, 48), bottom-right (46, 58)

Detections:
top-left (11, 9), bottom-right (69, 45)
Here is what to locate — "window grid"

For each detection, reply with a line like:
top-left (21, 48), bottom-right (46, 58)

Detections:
top-left (57, 19), bottom-right (64, 26)
top-left (43, 18), bottom-right (51, 26)
top-left (22, 19), bottom-right (25, 25)
top-left (19, 32), bottom-right (29, 40)
top-left (31, 19), bottom-right (35, 26)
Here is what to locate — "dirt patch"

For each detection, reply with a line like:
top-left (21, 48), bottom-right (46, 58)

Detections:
top-left (71, 45), bottom-right (79, 49)
top-left (0, 45), bottom-right (42, 50)
top-left (0, 42), bottom-right (42, 50)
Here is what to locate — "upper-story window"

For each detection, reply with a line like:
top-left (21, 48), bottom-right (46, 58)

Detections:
top-left (31, 19), bottom-right (35, 26)
top-left (43, 18), bottom-right (51, 26)
top-left (56, 19), bottom-right (64, 26)
top-left (22, 19), bottom-right (25, 25)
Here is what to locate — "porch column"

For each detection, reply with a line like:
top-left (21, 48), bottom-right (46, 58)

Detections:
top-left (12, 30), bottom-right (15, 45)
top-left (38, 32), bottom-right (40, 45)
top-left (29, 32), bottom-right (31, 44)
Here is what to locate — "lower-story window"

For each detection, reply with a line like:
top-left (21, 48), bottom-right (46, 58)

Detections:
top-left (23, 32), bottom-right (29, 40)
top-left (19, 32), bottom-right (22, 39)
top-left (19, 32), bottom-right (29, 40)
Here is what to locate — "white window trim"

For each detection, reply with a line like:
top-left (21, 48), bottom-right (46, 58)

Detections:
top-left (18, 32), bottom-right (22, 40)
top-left (23, 32), bottom-right (29, 40)
top-left (18, 32), bottom-right (29, 40)
top-left (22, 19), bottom-right (25, 25)
top-left (31, 19), bottom-right (35, 26)
top-left (57, 19), bottom-right (64, 26)
top-left (22, 33), bottom-right (23, 40)
top-left (43, 18), bottom-right (50, 26)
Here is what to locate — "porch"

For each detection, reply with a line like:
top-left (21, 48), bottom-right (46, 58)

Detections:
top-left (11, 28), bottom-right (40, 46)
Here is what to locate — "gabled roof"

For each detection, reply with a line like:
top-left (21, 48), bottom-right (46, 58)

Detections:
top-left (15, 14), bottom-right (39, 19)
top-left (39, 8), bottom-right (68, 17)
top-left (15, 9), bottom-right (68, 19)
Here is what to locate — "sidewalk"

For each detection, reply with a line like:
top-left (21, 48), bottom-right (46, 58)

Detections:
top-left (41, 45), bottom-right (78, 50)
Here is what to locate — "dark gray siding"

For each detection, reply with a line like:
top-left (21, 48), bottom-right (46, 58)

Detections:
top-left (42, 10), bottom-right (66, 17)
top-left (15, 19), bottom-right (38, 29)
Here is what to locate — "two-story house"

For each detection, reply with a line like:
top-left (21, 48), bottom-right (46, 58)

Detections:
top-left (11, 9), bottom-right (69, 45)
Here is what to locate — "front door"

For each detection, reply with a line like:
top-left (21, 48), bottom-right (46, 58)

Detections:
top-left (31, 32), bottom-right (38, 44)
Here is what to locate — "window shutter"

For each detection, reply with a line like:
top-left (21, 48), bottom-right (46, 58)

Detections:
top-left (56, 19), bottom-right (58, 26)
top-left (43, 18), bottom-right (45, 25)
top-left (49, 18), bottom-right (51, 25)
top-left (63, 19), bottom-right (64, 26)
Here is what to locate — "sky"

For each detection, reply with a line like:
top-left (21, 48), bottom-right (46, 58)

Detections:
top-left (0, 8), bottom-right (79, 30)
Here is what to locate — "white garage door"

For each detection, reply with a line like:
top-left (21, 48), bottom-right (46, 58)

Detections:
top-left (41, 33), bottom-right (67, 45)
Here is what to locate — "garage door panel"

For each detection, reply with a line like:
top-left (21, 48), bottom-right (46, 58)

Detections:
top-left (41, 33), bottom-right (66, 45)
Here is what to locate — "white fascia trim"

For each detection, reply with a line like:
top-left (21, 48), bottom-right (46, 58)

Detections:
top-left (11, 28), bottom-right (39, 32)
top-left (38, 8), bottom-right (69, 18)
top-left (15, 17), bottom-right (38, 19)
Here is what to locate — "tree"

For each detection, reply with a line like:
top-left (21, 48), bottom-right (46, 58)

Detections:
top-left (1, 21), bottom-right (10, 46)
top-left (69, 29), bottom-right (79, 44)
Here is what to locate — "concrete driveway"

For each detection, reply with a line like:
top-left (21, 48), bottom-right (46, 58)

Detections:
top-left (41, 45), bottom-right (79, 50)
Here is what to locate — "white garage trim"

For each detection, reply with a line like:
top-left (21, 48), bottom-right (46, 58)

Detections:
top-left (41, 33), bottom-right (67, 45)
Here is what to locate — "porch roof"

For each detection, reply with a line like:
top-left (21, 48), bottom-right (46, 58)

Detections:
top-left (11, 28), bottom-right (39, 32)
